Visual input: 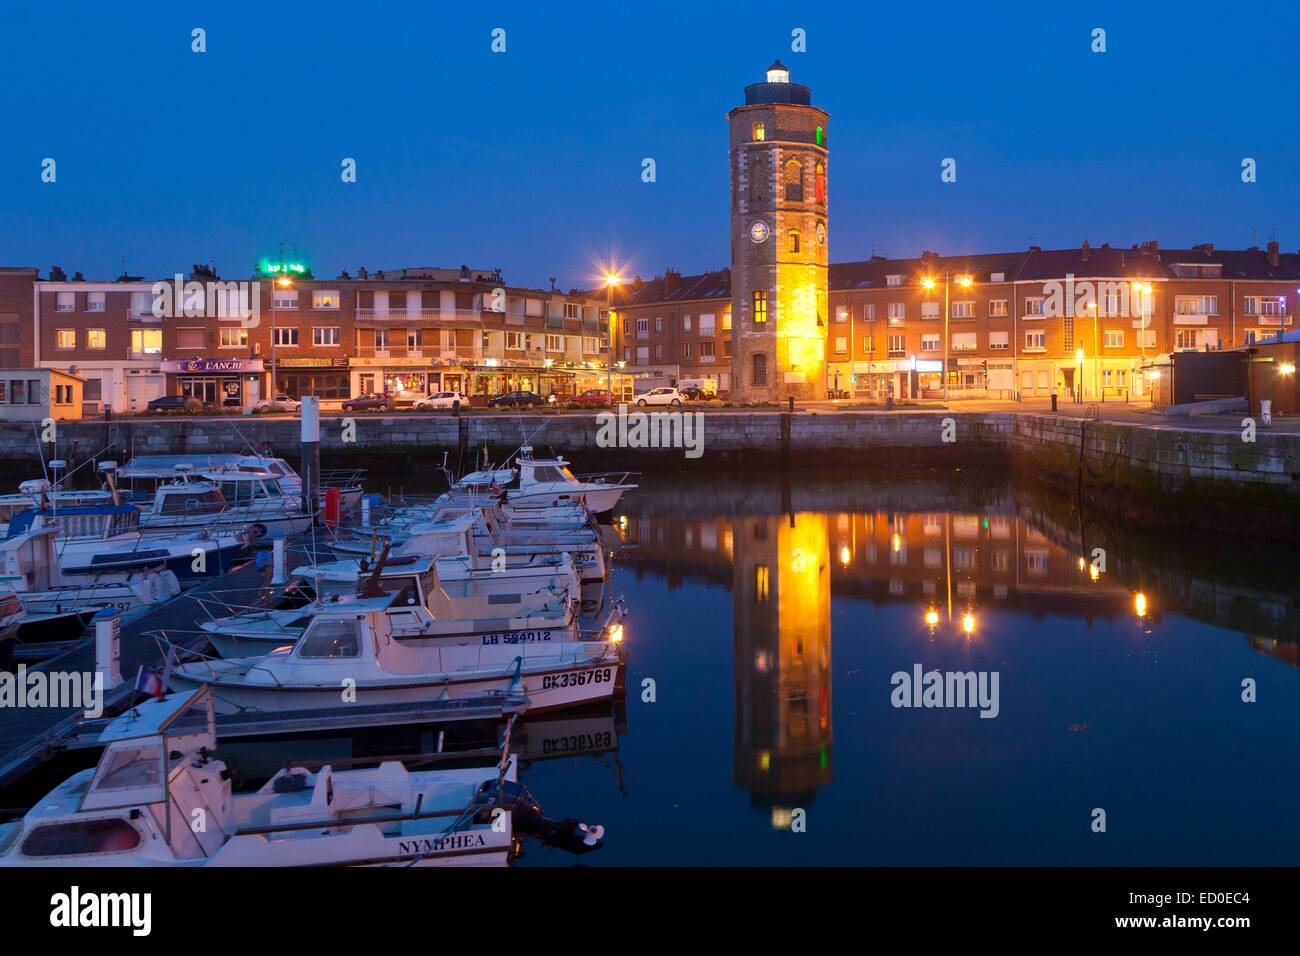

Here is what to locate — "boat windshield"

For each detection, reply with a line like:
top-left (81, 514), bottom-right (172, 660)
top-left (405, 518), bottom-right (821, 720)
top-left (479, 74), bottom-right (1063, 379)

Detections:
top-left (297, 619), bottom-right (362, 658)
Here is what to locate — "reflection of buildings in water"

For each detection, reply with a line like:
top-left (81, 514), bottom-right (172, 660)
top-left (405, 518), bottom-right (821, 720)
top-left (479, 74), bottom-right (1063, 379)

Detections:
top-left (732, 512), bottom-right (833, 821)
top-left (1247, 636), bottom-right (1300, 668)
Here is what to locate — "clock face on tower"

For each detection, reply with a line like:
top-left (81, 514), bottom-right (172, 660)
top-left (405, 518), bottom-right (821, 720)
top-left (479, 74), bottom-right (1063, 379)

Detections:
top-left (816, 222), bottom-right (826, 245)
top-left (749, 221), bottom-right (770, 243)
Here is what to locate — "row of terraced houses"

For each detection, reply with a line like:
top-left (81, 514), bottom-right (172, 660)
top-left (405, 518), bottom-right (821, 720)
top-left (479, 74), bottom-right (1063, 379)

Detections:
top-left (0, 264), bottom-right (611, 415)
top-left (1, 238), bottom-right (1298, 415)
top-left (610, 239), bottom-right (1300, 401)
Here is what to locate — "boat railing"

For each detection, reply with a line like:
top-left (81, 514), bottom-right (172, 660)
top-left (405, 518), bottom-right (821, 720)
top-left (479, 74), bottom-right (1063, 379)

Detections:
top-left (152, 631), bottom-right (289, 688)
top-left (572, 470), bottom-right (640, 486)
top-left (187, 585), bottom-right (319, 625)
top-left (319, 467), bottom-right (367, 490)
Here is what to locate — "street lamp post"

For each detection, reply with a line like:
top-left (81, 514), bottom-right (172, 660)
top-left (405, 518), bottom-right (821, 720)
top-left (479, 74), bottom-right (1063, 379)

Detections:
top-left (1087, 300), bottom-right (1099, 401)
top-left (1132, 281), bottom-right (1151, 399)
top-left (604, 273), bottom-right (621, 402)
top-left (922, 271), bottom-right (972, 402)
top-left (271, 274), bottom-right (294, 399)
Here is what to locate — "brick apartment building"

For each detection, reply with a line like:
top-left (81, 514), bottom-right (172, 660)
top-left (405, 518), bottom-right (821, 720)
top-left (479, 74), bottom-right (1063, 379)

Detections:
top-left (611, 239), bottom-right (1300, 401)
top-left (20, 263), bottom-right (610, 413)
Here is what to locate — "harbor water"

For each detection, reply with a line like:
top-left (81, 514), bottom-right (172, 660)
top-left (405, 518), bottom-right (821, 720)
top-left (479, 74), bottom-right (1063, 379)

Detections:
top-left (507, 467), bottom-right (1300, 866)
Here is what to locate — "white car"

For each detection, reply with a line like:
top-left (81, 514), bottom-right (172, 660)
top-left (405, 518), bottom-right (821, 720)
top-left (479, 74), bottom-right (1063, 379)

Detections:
top-left (254, 395), bottom-right (302, 413)
top-left (413, 390), bottom-right (470, 411)
top-left (634, 387), bottom-right (684, 407)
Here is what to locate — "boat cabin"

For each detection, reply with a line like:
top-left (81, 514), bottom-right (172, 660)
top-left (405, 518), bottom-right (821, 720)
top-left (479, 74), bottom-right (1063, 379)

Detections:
top-left (0, 689), bottom-right (226, 864)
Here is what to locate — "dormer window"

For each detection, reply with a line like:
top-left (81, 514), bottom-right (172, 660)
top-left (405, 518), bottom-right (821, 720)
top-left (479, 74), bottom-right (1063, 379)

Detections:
top-left (752, 122), bottom-right (765, 142)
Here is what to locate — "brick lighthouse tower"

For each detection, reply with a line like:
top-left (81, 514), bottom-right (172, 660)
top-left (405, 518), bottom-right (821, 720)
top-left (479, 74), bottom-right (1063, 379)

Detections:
top-left (728, 60), bottom-right (829, 403)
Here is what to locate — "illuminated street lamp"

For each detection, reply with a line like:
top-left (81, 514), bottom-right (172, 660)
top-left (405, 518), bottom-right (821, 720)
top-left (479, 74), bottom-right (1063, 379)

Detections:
top-left (961, 612), bottom-right (976, 637)
top-left (271, 273), bottom-right (295, 398)
top-left (1134, 592), bottom-right (1148, 617)
top-left (604, 272), bottom-right (621, 401)
top-left (921, 271), bottom-right (973, 401)
top-left (1131, 282), bottom-right (1152, 394)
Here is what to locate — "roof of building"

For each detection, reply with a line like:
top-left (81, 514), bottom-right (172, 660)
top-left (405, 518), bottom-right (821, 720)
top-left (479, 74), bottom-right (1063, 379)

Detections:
top-left (1157, 245), bottom-right (1300, 280)
top-left (617, 269), bottom-right (733, 306)
top-left (617, 242), bottom-right (1300, 306)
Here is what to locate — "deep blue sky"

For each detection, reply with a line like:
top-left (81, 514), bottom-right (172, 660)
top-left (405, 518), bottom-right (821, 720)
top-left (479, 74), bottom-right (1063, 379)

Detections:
top-left (2, 0), bottom-right (1295, 290)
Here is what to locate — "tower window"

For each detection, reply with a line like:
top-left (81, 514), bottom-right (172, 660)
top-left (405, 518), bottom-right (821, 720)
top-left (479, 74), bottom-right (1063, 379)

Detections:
top-left (787, 231), bottom-right (800, 254)
top-left (752, 291), bottom-right (768, 324)
top-left (784, 160), bottom-right (803, 201)
top-left (816, 126), bottom-right (825, 148)
top-left (753, 353), bottom-right (768, 386)
top-left (752, 122), bottom-right (765, 142)
top-left (815, 162), bottom-right (826, 205)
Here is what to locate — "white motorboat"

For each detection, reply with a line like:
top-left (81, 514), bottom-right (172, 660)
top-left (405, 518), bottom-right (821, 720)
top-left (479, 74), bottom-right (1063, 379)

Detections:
top-left (0, 688), bottom-right (605, 867)
top-left (118, 454), bottom-right (365, 513)
top-left (331, 507), bottom-right (608, 583)
top-left (5, 495), bottom-right (247, 583)
top-left (197, 566), bottom-right (585, 659)
top-left (127, 466), bottom-right (313, 539)
top-left (0, 524), bottom-right (181, 617)
top-left (499, 447), bottom-right (636, 515)
top-left (167, 603), bottom-right (625, 715)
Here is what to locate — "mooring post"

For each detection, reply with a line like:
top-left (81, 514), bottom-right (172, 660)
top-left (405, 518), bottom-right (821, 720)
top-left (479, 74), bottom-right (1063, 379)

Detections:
top-left (271, 536), bottom-right (287, 585)
top-left (94, 609), bottom-right (122, 691)
top-left (300, 396), bottom-right (321, 524)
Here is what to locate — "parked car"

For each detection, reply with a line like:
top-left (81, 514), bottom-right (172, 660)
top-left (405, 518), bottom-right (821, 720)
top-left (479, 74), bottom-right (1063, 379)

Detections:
top-left (146, 395), bottom-right (204, 415)
top-left (254, 395), bottom-right (302, 413)
top-left (679, 386), bottom-right (718, 401)
top-left (677, 379), bottom-right (719, 400)
top-left (633, 387), bottom-right (684, 407)
top-left (569, 390), bottom-right (612, 407)
top-left (412, 391), bottom-right (469, 411)
top-left (487, 390), bottom-right (543, 409)
top-left (341, 394), bottom-right (394, 413)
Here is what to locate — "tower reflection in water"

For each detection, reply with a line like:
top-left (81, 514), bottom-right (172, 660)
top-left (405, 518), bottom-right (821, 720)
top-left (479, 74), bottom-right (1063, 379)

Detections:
top-left (732, 512), bottom-right (832, 827)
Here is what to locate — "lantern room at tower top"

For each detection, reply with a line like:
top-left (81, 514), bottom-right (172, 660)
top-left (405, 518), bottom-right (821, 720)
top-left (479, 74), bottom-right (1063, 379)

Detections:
top-left (743, 59), bottom-right (814, 106)
top-left (728, 60), bottom-right (830, 403)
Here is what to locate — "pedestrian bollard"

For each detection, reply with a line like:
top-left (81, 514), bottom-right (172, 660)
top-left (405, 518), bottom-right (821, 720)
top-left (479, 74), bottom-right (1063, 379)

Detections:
top-left (1051, 393), bottom-right (1058, 412)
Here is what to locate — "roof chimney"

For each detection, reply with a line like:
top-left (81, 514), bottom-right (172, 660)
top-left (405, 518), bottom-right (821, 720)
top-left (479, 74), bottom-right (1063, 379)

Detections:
top-left (663, 268), bottom-right (682, 295)
top-left (1267, 240), bottom-right (1280, 267)
top-left (1081, 239), bottom-right (1090, 261)
top-left (49, 266), bottom-right (66, 281)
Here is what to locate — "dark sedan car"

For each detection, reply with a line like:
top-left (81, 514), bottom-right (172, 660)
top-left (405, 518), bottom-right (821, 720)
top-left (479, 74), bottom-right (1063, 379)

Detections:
top-left (487, 390), bottom-right (543, 409)
top-left (341, 394), bottom-right (394, 413)
top-left (146, 395), bottom-right (204, 414)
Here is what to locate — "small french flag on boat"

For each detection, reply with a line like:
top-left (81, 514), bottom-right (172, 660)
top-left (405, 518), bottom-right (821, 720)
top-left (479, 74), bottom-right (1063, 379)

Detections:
top-left (134, 666), bottom-right (166, 699)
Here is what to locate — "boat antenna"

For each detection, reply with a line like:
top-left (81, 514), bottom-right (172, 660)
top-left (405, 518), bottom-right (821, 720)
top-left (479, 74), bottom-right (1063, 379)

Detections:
top-left (30, 422), bottom-right (50, 486)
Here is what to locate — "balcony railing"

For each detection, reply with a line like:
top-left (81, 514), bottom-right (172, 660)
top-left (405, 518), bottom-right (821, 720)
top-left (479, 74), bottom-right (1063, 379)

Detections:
top-left (356, 343), bottom-right (485, 361)
top-left (1256, 313), bottom-right (1292, 327)
top-left (354, 308), bottom-right (482, 323)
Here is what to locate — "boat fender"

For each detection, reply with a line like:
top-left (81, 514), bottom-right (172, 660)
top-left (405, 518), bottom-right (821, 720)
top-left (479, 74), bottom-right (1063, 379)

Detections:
top-left (249, 522), bottom-right (269, 540)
